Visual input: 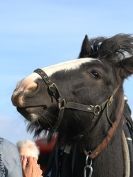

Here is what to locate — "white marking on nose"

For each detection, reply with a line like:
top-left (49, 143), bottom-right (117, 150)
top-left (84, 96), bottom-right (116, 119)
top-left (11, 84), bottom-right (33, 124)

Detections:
top-left (12, 78), bottom-right (38, 106)
top-left (15, 78), bottom-right (38, 94)
top-left (42, 58), bottom-right (97, 76)
top-left (27, 58), bottom-right (99, 81)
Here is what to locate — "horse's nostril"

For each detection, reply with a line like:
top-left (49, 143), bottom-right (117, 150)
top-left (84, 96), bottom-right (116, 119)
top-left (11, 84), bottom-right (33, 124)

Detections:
top-left (26, 82), bottom-right (38, 93)
top-left (11, 80), bottom-right (38, 107)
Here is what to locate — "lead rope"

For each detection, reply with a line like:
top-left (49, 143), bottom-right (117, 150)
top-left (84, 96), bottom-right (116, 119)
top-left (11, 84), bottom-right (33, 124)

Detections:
top-left (122, 130), bottom-right (130, 177)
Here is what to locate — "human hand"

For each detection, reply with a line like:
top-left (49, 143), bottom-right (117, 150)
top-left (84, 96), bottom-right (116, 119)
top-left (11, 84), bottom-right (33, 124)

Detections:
top-left (21, 156), bottom-right (43, 177)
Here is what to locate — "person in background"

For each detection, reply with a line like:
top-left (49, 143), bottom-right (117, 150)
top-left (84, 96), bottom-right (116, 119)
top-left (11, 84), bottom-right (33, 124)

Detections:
top-left (17, 140), bottom-right (39, 160)
top-left (21, 156), bottom-right (42, 177)
top-left (0, 137), bottom-right (42, 177)
top-left (0, 137), bottom-right (23, 177)
top-left (17, 140), bottom-right (42, 177)
top-left (17, 134), bottom-right (58, 177)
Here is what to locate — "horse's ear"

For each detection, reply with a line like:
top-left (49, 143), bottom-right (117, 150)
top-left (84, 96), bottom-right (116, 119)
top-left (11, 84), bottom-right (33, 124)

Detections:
top-left (79, 35), bottom-right (92, 58)
top-left (118, 57), bottom-right (133, 79)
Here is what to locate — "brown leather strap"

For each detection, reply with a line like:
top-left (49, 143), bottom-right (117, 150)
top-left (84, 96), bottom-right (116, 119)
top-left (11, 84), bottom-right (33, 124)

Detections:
top-left (84, 91), bottom-right (125, 159)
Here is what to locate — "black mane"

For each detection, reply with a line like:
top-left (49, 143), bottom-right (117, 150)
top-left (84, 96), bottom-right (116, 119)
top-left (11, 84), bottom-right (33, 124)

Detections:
top-left (79, 34), bottom-right (133, 62)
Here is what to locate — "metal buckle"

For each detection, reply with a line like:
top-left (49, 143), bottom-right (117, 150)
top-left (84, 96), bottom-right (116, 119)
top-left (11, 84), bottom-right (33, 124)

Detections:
top-left (48, 83), bottom-right (60, 99)
top-left (108, 96), bottom-right (113, 105)
top-left (94, 105), bottom-right (101, 115)
top-left (58, 99), bottom-right (66, 109)
top-left (48, 83), bottom-right (56, 91)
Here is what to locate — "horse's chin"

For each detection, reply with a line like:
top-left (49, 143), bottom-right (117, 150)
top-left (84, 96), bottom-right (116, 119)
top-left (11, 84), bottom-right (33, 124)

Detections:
top-left (17, 106), bottom-right (58, 130)
top-left (17, 106), bottom-right (44, 121)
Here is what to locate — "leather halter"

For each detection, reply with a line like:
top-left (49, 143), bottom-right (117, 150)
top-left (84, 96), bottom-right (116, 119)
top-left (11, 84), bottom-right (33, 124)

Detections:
top-left (34, 68), bottom-right (124, 159)
top-left (34, 69), bottom-right (113, 127)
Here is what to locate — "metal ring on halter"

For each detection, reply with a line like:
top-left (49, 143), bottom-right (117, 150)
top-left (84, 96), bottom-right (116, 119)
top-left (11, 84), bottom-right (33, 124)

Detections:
top-left (94, 105), bottom-right (101, 115)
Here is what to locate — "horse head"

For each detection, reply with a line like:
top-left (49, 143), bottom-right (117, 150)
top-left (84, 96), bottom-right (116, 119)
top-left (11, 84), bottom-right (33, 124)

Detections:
top-left (11, 34), bottom-right (133, 145)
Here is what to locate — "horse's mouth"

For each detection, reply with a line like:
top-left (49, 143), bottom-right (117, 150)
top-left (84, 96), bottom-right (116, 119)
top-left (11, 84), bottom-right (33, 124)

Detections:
top-left (17, 105), bottom-right (58, 130)
top-left (17, 105), bottom-right (47, 122)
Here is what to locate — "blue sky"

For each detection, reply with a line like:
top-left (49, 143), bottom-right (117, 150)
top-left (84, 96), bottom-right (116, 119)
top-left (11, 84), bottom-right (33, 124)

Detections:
top-left (0, 0), bottom-right (133, 143)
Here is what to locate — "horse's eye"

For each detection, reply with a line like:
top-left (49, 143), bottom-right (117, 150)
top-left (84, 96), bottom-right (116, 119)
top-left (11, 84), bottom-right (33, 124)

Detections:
top-left (89, 70), bottom-right (101, 79)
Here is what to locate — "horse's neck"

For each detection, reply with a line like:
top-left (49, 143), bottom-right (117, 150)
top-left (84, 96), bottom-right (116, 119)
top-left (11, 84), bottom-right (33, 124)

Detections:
top-left (57, 123), bottom-right (124, 177)
top-left (57, 127), bottom-right (124, 177)
top-left (78, 124), bottom-right (124, 177)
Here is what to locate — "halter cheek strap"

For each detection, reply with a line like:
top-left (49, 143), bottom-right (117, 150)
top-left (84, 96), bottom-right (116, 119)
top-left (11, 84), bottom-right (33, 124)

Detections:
top-left (34, 68), bottom-right (61, 102)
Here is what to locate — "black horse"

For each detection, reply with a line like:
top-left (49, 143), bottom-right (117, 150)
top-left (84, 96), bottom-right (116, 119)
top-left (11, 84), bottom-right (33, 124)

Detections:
top-left (12, 34), bottom-right (133, 177)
